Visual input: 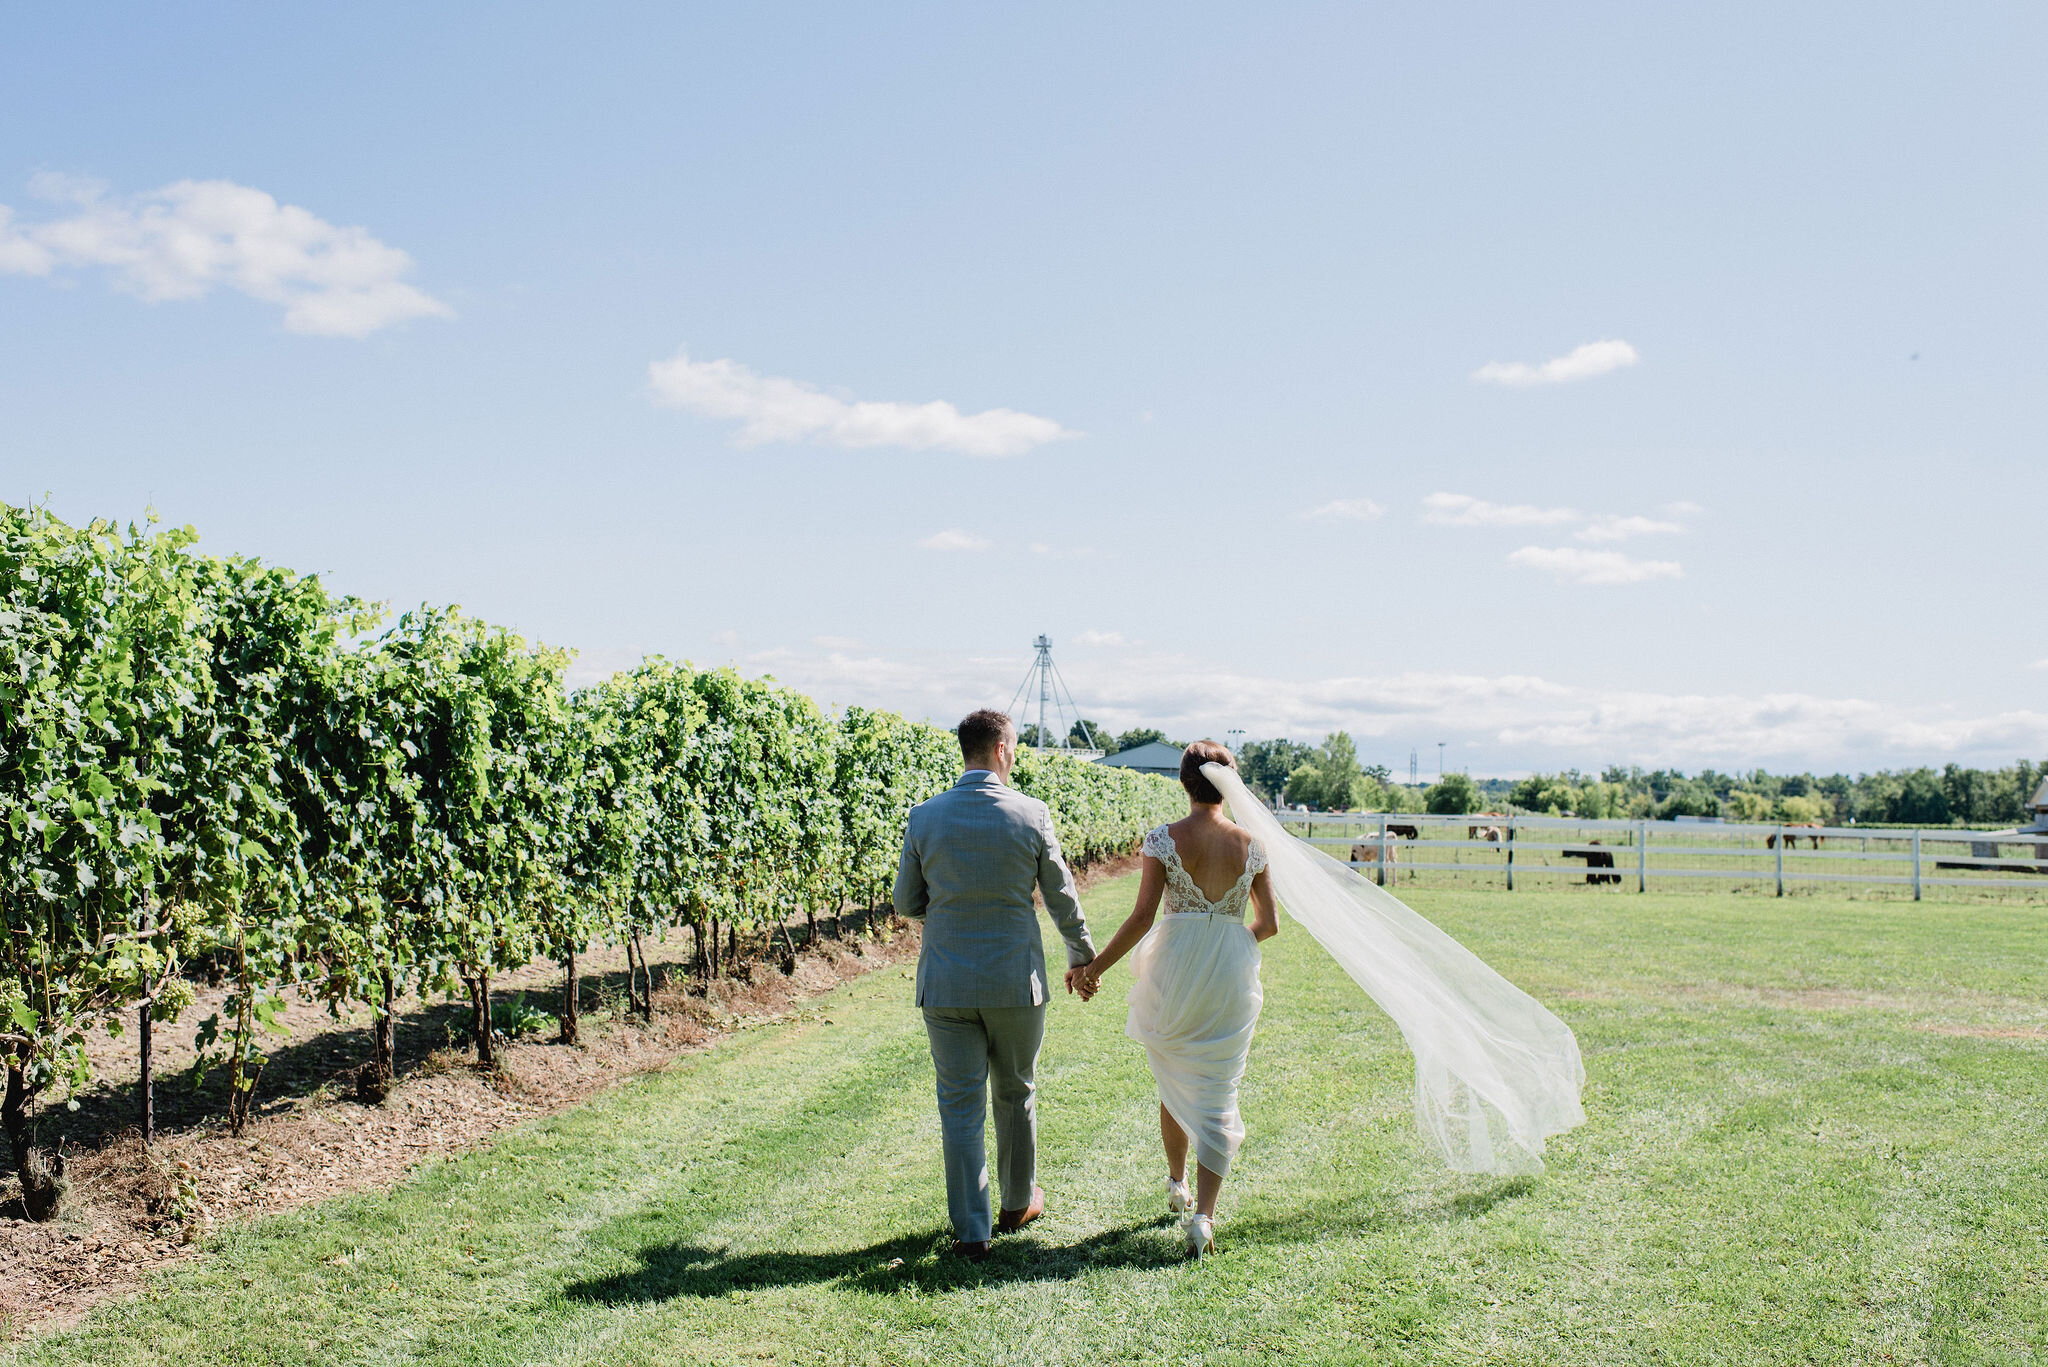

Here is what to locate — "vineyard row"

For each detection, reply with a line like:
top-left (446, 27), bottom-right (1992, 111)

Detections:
top-left (0, 503), bottom-right (1184, 1219)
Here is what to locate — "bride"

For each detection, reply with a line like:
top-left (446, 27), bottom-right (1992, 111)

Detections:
top-left (1074, 741), bottom-right (1585, 1259)
top-left (1073, 740), bottom-right (1273, 1256)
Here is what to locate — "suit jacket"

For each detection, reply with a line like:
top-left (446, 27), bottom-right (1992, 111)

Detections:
top-left (893, 770), bottom-right (1096, 1007)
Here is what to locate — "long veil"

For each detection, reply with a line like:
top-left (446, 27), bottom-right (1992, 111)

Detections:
top-left (1205, 762), bottom-right (1586, 1175)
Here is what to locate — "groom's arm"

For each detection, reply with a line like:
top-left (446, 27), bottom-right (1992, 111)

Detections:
top-left (892, 820), bottom-right (929, 919)
top-left (1032, 807), bottom-right (1095, 968)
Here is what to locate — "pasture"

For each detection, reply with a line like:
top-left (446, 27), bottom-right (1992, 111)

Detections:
top-left (1301, 811), bottom-right (2048, 902)
top-left (8, 875), bottom-right (2046, 1366)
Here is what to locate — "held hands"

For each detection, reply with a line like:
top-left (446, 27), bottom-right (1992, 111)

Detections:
top-left (1065, 962), bottom-right (1102, 1002)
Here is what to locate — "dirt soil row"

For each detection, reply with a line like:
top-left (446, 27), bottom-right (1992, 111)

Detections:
top-left (0, 913), bottom-right (922, 1340)
top-left (2, 854), bottom-right (1141, 1340)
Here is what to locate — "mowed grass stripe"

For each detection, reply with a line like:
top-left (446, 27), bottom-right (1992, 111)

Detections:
top-left (8, 878), bottom-right (2047, 1366)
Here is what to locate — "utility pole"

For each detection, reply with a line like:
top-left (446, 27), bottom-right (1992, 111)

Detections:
top-left (1438, 742), bottom-right (1446, 779)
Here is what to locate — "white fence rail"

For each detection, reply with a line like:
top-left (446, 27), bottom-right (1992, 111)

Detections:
top-left (1281, 811), bottom-right (2048, 899)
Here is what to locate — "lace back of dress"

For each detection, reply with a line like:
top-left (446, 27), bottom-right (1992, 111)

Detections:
top-left (1146, 824), bottom-right (1262, 919)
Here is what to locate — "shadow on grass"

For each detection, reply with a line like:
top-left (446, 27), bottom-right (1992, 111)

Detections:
top-left (1224, 1175), bottom-right (1537, 1244)
top-left (567, 1179), bottom-right (1536, 1305)
top-left (566, 1219), bottom-right (1187, 1302)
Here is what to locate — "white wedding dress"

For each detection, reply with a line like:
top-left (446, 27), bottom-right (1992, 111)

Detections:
top-left (1125, 823), bottom-right (1267, 1179)
top-left (1200, 762), bottom-right (1585, 1176)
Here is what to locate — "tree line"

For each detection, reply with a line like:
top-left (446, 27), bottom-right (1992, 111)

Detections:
top-left (1501, 762), bottom-right (2047, 826)
top-left (1238, 735), bottom-right (2047, 825)
top-left (0, 504), bottom-right (1183, 1220)
top-left (1017, 719), bottom-right (1173, 755)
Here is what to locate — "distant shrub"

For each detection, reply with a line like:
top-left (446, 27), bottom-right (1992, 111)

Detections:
top-left (1425, 773), bottom-right (1480, 815)
top-left (1776, 794), bottom-right (1829, 825)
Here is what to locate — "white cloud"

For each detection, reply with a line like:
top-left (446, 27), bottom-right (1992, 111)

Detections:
top-left (918, 529), bottom-right (991, 552)
top-left (1427, 493), bottom-right (1692, 547)
top-left (1423, 492), bottom-right (1578, 528)
top-left (692, 641), bottom-right (2048, 771)
top-left (2030, 659), bottom-right (2048, 672)
top-left (1576, 514), bottom-right (1685, 543)
top-left (1661, 500), bottom-right (1707, 517)
top-left (1073, 630), bottom-right (1127, 647)
top-left (1304, 498), bottom-right (1385, 523)
top-left (1473, 339), bottom-right (1639, 387)
top-left (0, 175), bottom-right (450, 336)
top-left (1507, 545), bottom-right (1683, 586)
top-left (812, 634), bottom-right (864, 650)
top-left (647, 348), bottom-right (1074, 457)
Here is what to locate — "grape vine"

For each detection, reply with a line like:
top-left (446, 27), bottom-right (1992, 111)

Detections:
top-left (0, 503), bottom-right (1183, 1219)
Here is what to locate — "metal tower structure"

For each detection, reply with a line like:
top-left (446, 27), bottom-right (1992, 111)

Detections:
top-left (1006, 635), bottom-right (1100, 755)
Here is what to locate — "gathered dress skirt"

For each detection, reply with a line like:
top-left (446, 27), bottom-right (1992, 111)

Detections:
top-left (1125, 910), bottom-right (1264, 1177)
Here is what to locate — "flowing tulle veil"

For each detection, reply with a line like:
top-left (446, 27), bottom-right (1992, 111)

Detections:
top-left (1205, 762), bottom-right (1586, 1175)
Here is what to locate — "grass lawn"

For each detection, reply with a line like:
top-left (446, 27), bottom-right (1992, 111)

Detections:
top-left (10, 878), bottom-right (2047, 1366)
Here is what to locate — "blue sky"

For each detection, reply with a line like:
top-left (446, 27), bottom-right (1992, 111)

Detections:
top-left (3, 3), bottom-right (2043, 774)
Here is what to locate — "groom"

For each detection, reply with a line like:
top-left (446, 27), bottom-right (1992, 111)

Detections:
top-left (893, 709), bottom-right (1097, 1260)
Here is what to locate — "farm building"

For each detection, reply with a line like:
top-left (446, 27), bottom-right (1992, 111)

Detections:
top-left (1094, 740), bottom-right (1185, 777)
top-left (1958, 776), bottom-right (2048, 872)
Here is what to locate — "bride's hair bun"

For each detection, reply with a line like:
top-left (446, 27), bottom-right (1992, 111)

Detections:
top-left (1179, 740), bottom-right (1236, 804)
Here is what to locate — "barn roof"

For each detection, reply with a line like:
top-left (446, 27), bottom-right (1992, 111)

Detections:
top-left (1094, 740), bottom-right (1185, 775)
top-left (2032, 776), bottom-right (2048, 813)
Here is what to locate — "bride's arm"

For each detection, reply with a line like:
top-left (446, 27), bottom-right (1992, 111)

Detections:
top-left (1068, 856), bottom-right (1166, 999)
top-left (1247, 869), bottom-right (1279, 942)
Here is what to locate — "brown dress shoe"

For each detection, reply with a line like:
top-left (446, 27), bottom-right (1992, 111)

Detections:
top-left (996, 1185), bottom-right (1045, 1234)
top-left (950, 1239), bottom-right (991, 1262)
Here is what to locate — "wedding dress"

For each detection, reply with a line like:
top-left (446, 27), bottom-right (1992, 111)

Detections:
top-left (1125, 823), bottom-right (1267, 1179)
top-left (1201, 762), bottom-right (1584, 1176)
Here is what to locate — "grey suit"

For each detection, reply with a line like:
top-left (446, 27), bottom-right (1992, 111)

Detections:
top-left (893, 770), bottom-right (1095, 1241)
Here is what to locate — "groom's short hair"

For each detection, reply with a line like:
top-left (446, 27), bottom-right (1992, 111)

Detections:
top-left (957, 709), bottom-right (1014, 763)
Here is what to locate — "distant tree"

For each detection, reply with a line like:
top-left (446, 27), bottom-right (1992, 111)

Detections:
top-left (1069, 719), bottom-right (1106, 749)
top-left (1510, 772), bottom-right (1589, 815)
top-left (1114, 727), bottom-right (1166, 754)
top-left (1727, 791), bottom-right (1773, 823)
top-left (1655, 781), bottom-right (1720, 820)
top-left (1425, 772), bottom-right (1480, 815)
top-left (1850, 771), bottom-right (1900, 823)
top-left (1384, 784), bottom-right (1427, 813)
top-left (1281, 732), bottom-right (1369, 811)
top-left (1239, 739), bottom-right (1315, 803)
top-left (1016, 723), bottom-right (1043, 747)
top-left (1776, 794), bottom-right (1829, 824)
top-left (1577, 782), bottom-right (1619, 819)
top-left (1892, 768), bottom-right (1951, 825)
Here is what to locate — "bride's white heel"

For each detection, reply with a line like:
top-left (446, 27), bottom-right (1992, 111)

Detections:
top-left (1166, 1175), bottom-right (1191, 1213)
top-left (1183, 1212), bottom-right (1215, 1259)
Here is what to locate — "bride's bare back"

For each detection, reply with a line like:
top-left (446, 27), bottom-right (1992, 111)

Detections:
top-left (1165, 809), bottom-right (1257, 903)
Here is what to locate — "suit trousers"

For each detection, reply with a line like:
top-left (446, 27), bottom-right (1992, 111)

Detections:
top-left (922, 1004), bottom-right (1046, 1242)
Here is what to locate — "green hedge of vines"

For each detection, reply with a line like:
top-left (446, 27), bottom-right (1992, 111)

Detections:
top-left (0, 503), bottom-right (1182, 1214)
